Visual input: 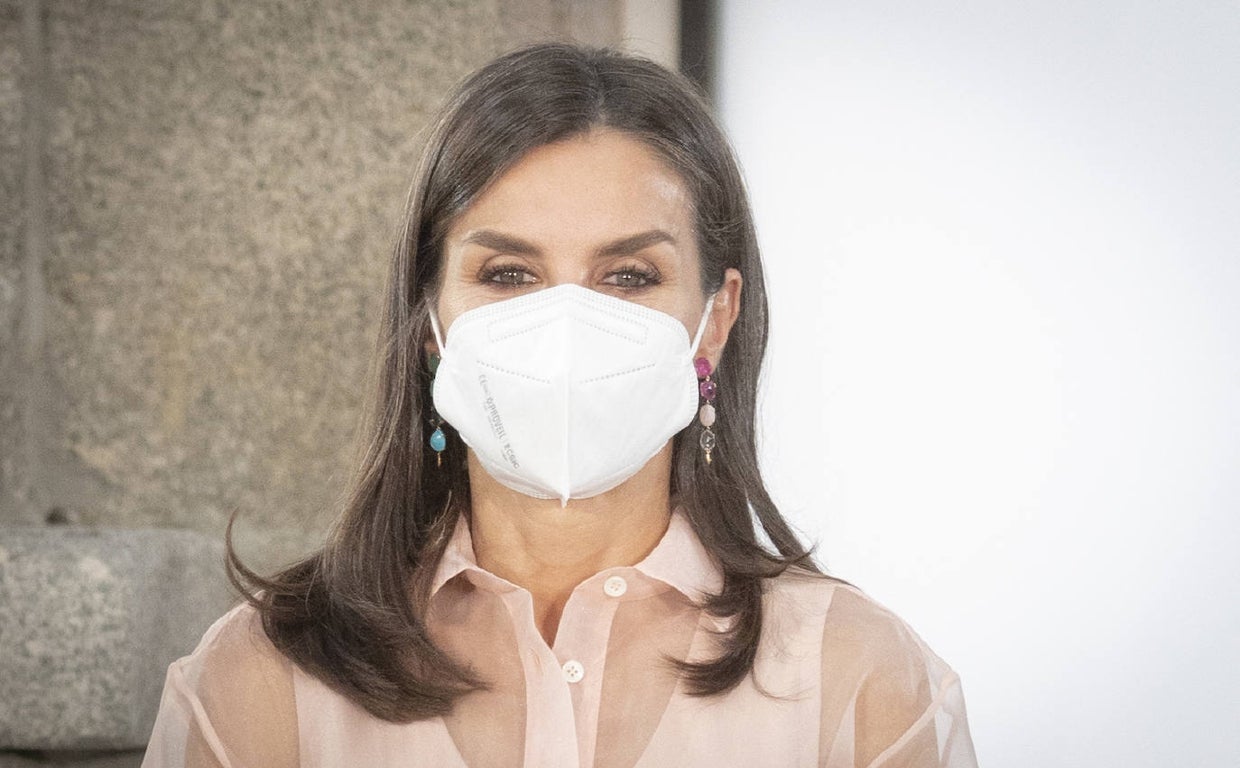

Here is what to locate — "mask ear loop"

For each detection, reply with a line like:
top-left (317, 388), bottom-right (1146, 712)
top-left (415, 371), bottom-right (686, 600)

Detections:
top-left (690, 292), bottom-right (718, 354)
top-left (428, 307), bottom-right (447, 352)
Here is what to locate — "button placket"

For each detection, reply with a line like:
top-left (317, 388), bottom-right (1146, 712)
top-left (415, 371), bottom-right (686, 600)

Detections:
top-left (500, 589), bottom-right (581, 767)
top-left (552, 584), bottom-right (625, 768)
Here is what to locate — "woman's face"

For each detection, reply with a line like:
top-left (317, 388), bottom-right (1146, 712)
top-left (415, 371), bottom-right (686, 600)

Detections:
top-left (433, 129), bottom-right (741, 362)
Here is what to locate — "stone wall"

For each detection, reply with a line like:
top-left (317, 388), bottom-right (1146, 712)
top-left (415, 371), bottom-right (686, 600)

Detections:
top-left (0, 528), bottom-right (233, 751)
top-left (0, 0), bottom-right (634, 757)
top-left (1, 0), bottom-right (625, 576)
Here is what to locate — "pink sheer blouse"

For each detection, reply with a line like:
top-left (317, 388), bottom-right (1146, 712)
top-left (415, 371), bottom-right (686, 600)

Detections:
top-left (142, 512), bottom-right (977, 767)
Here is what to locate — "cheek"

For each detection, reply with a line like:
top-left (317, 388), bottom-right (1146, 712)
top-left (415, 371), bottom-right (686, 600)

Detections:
top-left (432, 293), bottom-right (465, 340)
top-left (667, 292), bottom-right (712, 343)
top-left (432, 268), bottom-right (487, 334)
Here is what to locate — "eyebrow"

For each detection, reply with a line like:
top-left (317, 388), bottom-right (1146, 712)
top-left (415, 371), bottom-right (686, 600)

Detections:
top-left (461, 229), bottom-right (541, 256)
top-left (461, 228), bottom-right (677, 258)
top-left (598, 229), bottom-right (677, 258)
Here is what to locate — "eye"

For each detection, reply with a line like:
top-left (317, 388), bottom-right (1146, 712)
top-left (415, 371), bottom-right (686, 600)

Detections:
top-left (480, 264), bottom-right (537, 287)
top-left (603, 265), bottom-right (661, 290)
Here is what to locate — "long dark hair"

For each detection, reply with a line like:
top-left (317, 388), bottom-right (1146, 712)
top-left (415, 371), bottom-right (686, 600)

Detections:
top-left (228, 42), bottom-right (821, 722)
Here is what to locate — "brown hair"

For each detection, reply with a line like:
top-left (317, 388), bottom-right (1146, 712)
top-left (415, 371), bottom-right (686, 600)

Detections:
top-left (228, 42), bottom-right (821, 721)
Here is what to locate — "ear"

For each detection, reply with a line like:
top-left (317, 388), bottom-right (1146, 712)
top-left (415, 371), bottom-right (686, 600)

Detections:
top-left (694, 268), bottom-right (743, 369)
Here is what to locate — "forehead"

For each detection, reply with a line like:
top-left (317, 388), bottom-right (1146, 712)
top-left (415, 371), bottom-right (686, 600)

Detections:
top-left (445, 129), bottom-right (695, 247)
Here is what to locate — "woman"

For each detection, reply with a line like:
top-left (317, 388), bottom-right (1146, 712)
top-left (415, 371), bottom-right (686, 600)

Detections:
top-left (143, 43), bottom-right (977, 768)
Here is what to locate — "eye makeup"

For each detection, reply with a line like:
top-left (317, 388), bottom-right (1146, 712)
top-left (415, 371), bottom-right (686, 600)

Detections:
top-left (477, 261), bottom-right (538, 287)
top-left (601, 262), bottom-right (662, 290)
top-left (474, 258), bottom-right (664, 293)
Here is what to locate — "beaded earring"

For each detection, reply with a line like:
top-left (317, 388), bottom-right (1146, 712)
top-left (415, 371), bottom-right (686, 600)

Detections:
top-left (694, 356), bottom-right (717, 464)
top-left (428, 352), bottom-right (446, 467)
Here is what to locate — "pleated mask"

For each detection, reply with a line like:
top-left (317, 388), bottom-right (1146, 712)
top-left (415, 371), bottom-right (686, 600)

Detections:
top-left (430, 284), bottom-right (713, 505)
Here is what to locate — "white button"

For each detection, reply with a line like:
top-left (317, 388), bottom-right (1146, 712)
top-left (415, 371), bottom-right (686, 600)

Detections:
top-left (603, 576), bottom-right (628, 597)
top-left (562, 660), bottom-right (585, 683)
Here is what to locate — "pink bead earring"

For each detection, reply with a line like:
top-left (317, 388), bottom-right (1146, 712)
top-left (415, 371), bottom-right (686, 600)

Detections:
top-left (694, 357), bottom-right (717, 464)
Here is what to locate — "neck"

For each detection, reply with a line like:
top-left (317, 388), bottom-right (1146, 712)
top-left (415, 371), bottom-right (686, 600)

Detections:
top-left (466, 445), bottom-right (675, 646)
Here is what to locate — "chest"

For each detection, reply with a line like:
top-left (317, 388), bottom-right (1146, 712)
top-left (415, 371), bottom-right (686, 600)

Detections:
top-left (292, 585), bottom-right (829, 768)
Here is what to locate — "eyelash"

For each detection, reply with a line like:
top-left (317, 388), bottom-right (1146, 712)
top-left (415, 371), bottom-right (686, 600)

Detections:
top-left (478, 263), bottom-right (662, 290)
top-left (605, 264), bottom-right (662, 289)
top-left (479, 264), bottom-right (536, 287)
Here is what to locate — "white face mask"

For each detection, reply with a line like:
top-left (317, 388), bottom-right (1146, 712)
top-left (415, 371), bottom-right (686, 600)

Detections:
top-left (430, 284), bottom-right (714, 505)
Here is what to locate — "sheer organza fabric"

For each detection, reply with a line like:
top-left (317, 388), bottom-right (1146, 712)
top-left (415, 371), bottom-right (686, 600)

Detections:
top-left (142, 512), bottom-right (978, 767)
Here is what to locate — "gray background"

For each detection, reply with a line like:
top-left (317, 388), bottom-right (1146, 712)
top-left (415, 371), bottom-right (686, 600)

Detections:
top-left (1, 0), bottom-right (635, 760)
top-left (2, 0), bottom-right (623, 574)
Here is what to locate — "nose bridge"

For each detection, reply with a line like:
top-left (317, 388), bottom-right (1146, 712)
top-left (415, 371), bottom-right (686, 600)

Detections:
top-left (543, 261), bottom-right (594, 289)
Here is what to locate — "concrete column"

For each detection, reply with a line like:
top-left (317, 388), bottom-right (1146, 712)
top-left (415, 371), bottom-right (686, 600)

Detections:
top-left (0, 0), bottom-right (623, 571)
top-left (0, 0), bottom-right (625, 758)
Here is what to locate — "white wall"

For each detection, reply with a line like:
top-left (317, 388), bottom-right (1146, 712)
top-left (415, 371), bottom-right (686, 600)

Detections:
top-left (717, 2), bottom-right (1240, 765)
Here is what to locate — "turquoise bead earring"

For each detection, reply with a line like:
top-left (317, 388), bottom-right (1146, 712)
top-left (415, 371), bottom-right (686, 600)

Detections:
top-left (428, 352), bottom-right (446, 467)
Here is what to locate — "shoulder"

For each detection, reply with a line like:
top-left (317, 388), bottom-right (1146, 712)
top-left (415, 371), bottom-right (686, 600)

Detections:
top-left (821, 581), bottom-right (934, 668)
top-left (182, 600), bottom-right (295, 695)
top-left (807, 580), bottom-right (970, 766)
top-left (761, 570), bottom-right (939, 666)
top-left (756, 572), bottom-right (975, 765)
top-left (760, 570), bottom-right (953, 712)
top-left (751, 572), bottom-right (932, 698)
top-left (150, 601), bottom-right (300, 767)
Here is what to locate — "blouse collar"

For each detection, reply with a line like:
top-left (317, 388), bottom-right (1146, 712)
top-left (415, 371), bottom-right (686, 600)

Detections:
top-left (429, 508), bottom-right (725, 604)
